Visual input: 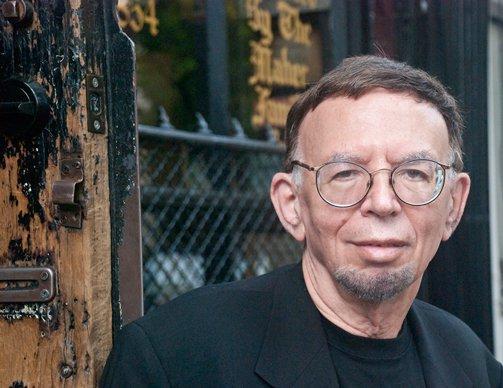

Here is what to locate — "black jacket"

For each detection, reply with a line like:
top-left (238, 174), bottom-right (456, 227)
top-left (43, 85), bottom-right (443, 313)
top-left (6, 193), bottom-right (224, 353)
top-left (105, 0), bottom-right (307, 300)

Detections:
top-left (101, 263), bottom-right (503, 387)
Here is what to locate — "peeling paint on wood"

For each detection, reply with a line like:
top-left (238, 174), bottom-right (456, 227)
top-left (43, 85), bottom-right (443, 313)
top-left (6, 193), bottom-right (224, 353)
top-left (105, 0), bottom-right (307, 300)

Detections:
top-left (0, 303), bottom-right (53, 322)
top-left (9, 381), bottom-right (27, 388)
top-left (0, 0), bottom-right (120, 385)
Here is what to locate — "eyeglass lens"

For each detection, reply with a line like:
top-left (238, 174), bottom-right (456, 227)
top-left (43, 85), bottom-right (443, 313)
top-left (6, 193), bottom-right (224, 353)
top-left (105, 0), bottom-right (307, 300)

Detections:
top-left (316, 160), bottom-right (445, 207)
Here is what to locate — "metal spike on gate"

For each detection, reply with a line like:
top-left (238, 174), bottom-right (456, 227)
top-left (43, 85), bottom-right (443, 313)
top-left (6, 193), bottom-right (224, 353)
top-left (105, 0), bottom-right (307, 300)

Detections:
top-left (157, 106), bottom-right (175, 130)
top-left (231, 118), bottom-right (247, 138)
top-left (196, 112), bottom-right (212, 134)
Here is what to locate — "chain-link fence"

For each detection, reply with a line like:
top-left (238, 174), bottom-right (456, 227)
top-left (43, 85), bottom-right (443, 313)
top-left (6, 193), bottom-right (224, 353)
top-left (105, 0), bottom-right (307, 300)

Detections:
top-left (139, 126), bottom-right (302, 312)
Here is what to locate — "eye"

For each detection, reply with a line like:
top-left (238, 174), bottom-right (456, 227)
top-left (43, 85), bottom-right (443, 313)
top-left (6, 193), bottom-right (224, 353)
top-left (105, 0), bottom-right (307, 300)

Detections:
top-left (331, 169), bottom-right (362, 181)
top-left (399, 168), bottom-right (430, 181)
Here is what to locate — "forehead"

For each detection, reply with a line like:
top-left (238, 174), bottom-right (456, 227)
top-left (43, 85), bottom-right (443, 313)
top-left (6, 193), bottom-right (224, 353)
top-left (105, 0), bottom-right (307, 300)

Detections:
top-left (298, 89), bottom-right (450, 165)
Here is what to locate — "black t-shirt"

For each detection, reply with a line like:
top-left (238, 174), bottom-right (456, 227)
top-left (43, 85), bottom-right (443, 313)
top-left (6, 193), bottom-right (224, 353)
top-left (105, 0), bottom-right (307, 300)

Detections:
top-left (321, 315), bottom-right (426, 388)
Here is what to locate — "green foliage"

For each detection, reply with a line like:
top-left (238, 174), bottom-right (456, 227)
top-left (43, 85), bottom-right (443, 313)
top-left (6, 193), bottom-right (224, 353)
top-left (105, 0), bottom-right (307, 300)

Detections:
top-left (132, 1), bottom-right (206, 129)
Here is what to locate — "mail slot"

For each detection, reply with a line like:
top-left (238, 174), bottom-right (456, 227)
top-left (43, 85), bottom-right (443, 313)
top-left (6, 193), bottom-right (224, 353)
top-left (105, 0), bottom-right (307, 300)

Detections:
top-left (0, 267), bottom-right (56, 303)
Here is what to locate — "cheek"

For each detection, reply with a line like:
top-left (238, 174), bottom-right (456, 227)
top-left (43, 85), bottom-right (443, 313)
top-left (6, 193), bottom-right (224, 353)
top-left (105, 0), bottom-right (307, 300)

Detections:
top-left (313, 211), bottom-right (349, 238)
top-left (302, 202), bottom-right (353, 250)
top-left (407, 206), bottom-right (448, 259)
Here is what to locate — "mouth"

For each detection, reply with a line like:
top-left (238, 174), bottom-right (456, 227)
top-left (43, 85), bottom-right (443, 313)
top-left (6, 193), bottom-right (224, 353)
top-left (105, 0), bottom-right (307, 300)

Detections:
top-left (353, 239), bottom-right (408, 248)
top-left (351, 240), bottom-right (409, 262)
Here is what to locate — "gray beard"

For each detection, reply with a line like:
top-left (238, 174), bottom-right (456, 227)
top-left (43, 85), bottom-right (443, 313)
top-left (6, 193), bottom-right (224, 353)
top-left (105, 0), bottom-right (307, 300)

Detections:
top-left (332, 264), bottom-right (416, 302)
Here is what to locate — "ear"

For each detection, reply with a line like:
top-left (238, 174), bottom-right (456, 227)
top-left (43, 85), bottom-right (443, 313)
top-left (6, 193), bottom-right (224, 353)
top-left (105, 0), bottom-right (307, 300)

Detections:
top-left (442, 172), bottom-right (471, 241)
top-left (270, 172), bottom-right (305, 242)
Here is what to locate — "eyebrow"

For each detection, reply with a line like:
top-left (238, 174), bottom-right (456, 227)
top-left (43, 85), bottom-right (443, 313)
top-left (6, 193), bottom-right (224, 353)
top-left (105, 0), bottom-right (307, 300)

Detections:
top-left (395, 150), bottom-right (438, 164)
top-left (327, 152), bottom-right (368, 165)
top-left (326, 150), bottom-right (440, 166)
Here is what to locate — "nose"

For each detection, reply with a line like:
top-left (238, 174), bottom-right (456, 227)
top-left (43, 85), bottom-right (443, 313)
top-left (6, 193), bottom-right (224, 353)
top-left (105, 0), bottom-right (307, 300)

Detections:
top-left (359, 169), bottom-right (402, 217)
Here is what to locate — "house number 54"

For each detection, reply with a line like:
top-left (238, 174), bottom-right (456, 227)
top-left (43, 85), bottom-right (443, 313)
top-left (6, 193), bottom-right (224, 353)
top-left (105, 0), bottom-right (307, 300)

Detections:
top-left (117, 0), bottom-right (159, 37)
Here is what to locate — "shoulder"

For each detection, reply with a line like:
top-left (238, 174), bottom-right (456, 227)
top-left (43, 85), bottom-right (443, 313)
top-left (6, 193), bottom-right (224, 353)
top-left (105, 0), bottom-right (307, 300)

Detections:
top-left (412, 299), bottom-right (485, 345)
top-left (108, 264), bottom-right (298, 384)
top-left (137, 263), bottom-right (295, 332)
top-left (123, 264), bottom-right (296, 356)
top-left (411, 299), bottom-right (502, 383)
top-left (411, 299), bottom-right (491, 352)
top-left (101, 264), bottom-right (299, 385)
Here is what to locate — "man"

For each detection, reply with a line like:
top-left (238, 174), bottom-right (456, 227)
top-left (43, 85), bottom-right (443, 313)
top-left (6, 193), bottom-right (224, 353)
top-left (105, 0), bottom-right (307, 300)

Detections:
top-left (101, 56), bottom-right (502, 387)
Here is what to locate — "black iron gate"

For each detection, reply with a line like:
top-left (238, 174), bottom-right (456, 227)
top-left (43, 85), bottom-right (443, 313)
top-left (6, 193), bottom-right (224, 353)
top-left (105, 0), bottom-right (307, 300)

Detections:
top-left (138, 124), bottom-right (301, 311)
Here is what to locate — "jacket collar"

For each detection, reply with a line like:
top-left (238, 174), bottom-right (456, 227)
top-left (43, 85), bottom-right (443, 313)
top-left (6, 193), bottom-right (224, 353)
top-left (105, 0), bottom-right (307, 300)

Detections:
top-left (255, 263), bottom-right (474, 387)
top-left (409, 301), bottom-right (474, 388)
top-left (254, 263), bottom-right (339, 387)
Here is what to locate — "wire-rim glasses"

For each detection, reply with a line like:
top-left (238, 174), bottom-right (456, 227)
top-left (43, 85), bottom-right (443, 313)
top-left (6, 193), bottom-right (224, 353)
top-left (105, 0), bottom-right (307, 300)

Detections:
top-left (291, 159), bottom-right (452, 207)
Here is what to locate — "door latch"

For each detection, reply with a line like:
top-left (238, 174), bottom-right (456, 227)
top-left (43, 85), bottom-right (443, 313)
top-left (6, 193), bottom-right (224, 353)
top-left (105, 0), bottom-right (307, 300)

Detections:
top-left (86, 74), bottom-right (106, 134)
top-left (52, 154), bottom-right (84, 228)
top-left (0, 267), bottom-right (56, 303)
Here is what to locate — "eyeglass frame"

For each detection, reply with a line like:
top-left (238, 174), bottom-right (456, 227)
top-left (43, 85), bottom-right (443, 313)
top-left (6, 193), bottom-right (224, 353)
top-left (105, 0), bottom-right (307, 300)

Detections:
top-left (290, 158), bottom-right (453, 208)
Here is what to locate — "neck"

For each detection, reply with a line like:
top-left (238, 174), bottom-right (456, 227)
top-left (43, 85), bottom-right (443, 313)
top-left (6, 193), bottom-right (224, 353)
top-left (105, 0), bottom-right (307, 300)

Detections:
top-left (302, 253), bottom-right (421, 339)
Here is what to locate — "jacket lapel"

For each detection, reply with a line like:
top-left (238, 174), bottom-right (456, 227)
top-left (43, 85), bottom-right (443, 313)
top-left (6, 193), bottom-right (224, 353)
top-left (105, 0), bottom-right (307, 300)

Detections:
top-left (409, 302), bottom-right (474, 388)
top-left (254, 263), bottom-right (339, 387)
top-left (255, 265), bottom-right (476, 387)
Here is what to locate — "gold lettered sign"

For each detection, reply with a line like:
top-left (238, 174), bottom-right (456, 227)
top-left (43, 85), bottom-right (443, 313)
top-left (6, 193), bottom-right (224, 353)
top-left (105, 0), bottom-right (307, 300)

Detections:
top-left (246, 0), bottom-right (319, 141)
top-left (117, 0), bottom-right (159, 37)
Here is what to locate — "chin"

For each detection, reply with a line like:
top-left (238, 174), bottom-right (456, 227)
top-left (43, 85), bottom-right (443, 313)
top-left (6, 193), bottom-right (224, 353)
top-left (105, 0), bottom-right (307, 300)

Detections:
top-left (332, 262), bottom-right (417, 303)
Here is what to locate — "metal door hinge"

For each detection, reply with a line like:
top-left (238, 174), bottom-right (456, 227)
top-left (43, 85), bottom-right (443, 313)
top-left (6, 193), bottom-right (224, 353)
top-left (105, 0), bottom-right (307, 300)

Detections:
top-left (86, 74), bottom-right (107, 134)
top-left (0, 267), bottom-right (56, 303)
top-left (52, 153), bottom-right (84, 228)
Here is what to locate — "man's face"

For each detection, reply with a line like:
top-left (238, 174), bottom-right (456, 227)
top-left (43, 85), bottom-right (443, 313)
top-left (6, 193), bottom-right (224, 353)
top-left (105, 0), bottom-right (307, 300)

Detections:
top-left (293, 89), bottom-right (469, 301)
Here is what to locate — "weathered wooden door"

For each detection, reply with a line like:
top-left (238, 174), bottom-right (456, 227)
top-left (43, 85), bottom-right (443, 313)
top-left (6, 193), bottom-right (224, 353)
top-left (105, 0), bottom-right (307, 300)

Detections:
top-left (0, 1), bottom-right (141, 385)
